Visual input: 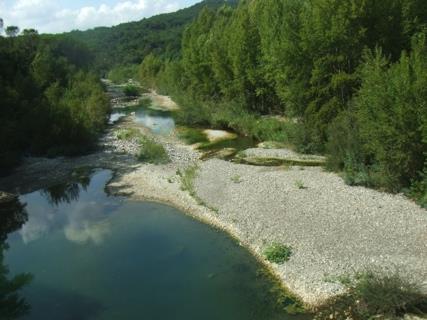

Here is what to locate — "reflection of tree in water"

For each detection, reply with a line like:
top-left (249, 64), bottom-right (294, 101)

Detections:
top-left (0, 193), bottom-right (33, 319)
top-left (42, 170), bottom-right (92, 206)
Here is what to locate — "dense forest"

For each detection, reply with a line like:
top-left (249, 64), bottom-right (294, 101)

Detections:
top-left (136, 0), bottom-right (427, 206)
top-left (0, 34), bottom-right (109, 173)
top-left (67, 0), bottom-right (238, 75)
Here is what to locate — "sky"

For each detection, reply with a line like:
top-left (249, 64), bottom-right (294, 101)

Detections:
top-left (0, 0), bottom-right (200, 34)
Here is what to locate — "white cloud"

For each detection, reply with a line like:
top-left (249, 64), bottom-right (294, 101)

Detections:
top-left (0, 0), bottom-right (187, 34)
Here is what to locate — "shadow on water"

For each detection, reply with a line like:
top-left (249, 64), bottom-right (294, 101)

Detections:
top-left (0, 196), bottom-right (32, 320)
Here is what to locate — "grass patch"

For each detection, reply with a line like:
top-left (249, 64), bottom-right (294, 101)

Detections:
top-left (315, 271), bottom-right (427, 320)
top-left (116, 128), bottom-right (140, 140)
top-left (178, 127), bottom-right (209, 144)
top-left (231, 175), bottom-right (243, 184)
top-left (264, 243), bottom-right (293, 264)
top-left (295, 180), bottom-right (307, 189)
top-left (137, 136), bottom-right (170, 164)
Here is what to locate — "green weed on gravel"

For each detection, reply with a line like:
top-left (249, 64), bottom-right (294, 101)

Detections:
top-left (137, 136), bottom-right (170, 164)
top-left (264, 243), bottom-right (293, 264)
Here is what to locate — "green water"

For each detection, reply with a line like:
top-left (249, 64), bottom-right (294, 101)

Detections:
top-left (2, 169), bottom-right (309, 320)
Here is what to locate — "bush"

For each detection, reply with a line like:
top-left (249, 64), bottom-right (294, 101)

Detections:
top-left (263, 243), bottom-right (293, 264)
top-left (315, 271), bottom-right (427, 320)
top-left (177, 165), bottom-right (199, 197)
top-left (123, 85), bottom-right (140, 97)
top-left (137, 136), bottom-right (170, 164)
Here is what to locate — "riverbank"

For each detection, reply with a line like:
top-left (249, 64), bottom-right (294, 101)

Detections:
top-left (1, 89), bottom-right (426, 314)
top-left (105, 116), bottom-right (427, 308)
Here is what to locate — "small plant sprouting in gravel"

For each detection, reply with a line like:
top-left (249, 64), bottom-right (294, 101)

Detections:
top-left (231, 174), bottom-right (243, 184)
top-left (263, 243), bottom-right (293, 264)
top-left (177, 165), bottom-right (198, 197)
top-left (295, 180), bottom-right (307, 189)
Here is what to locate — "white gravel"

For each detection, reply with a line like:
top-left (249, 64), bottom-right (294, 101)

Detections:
top-left (241, 148), bottom-right (326, 162)
top-left (193, 159), bottom-right (427, 306)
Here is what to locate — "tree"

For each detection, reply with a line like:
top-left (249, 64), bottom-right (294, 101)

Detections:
top-left (0, 18), bottom-right (4, 35)
top-left (5, 26), bottom-right (19, 37)
top-left (22, 29), bottom-right (38, 36)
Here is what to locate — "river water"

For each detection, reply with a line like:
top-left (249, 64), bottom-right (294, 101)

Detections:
top-left (2, 169), bottom-right (309, 320)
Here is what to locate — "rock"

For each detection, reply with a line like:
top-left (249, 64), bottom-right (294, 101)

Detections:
top-left (235, 148), bottom-right (327, 167)
top-left (404, 315), bottom-right (427, 320)
top-left (257, 141), bottom-right (287, 149)
top-left (203, 129), bottom-right (237, 143)
top-left (201, 148), bottom-right (237, 160)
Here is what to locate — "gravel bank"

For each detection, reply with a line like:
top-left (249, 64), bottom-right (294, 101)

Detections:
top-left (242, 148), bottom-right (326, 162)
top-left (193, 160), bottom-right (427, 306)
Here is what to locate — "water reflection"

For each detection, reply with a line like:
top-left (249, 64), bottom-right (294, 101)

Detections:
top-left (41, 172), bottom-right (90, 207)
top-left (134, 108), bottom-right (175, 135)
top-left (19, 170), bottom-right (117, 245)
top-left (0, 195), bottom-right (33, 319)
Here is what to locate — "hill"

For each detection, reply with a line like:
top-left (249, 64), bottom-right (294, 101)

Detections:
top-left (66, 0), bottom-right (238, 73)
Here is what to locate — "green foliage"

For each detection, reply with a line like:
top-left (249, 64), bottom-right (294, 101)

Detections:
top-left (137, 136), bottom-right (170, 164)
top-left (0, 35), bottom-right (110, 173)
top-left (177, 165), bottom-right (199, 197)
top-left (315, 271), bottom-right (427, 320)
top-left (295, 180), bottom-right (307, 189)
top-left (352, 38), bottom-right (427, 192)
top-left (67, 0), bottom-right (239, 73)
top-left (123, 84), bottom-right (140, 97)
top-left (115, 128), bottom-right (140, 140)
top-left (107, 65), bottom-right (138, 83)
top-left (231, 175), bottom-right (242, 184)
top-left (5, 26), bottom-right (19, 37)
top-left (263, 243), bottom-right (293, 264)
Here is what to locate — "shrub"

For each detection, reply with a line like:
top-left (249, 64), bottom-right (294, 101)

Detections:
top-left (177, 165), bottom-right (198, 197)
top-left (315, 271), bottom-right (427, 320)
top-left (137, 136), bottom-right (170, 164)
top-left (123, 84), bottom-right (140, 97)
top-left (263, 243), bottom-right (293, 264)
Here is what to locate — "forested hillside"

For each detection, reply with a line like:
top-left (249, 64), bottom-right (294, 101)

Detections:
top-left (0, 34), bottom-right (109, 173)
top-left (138, 0), bottom-right (427, 206)
top-left (67, 0), bottom-right (238, 73)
